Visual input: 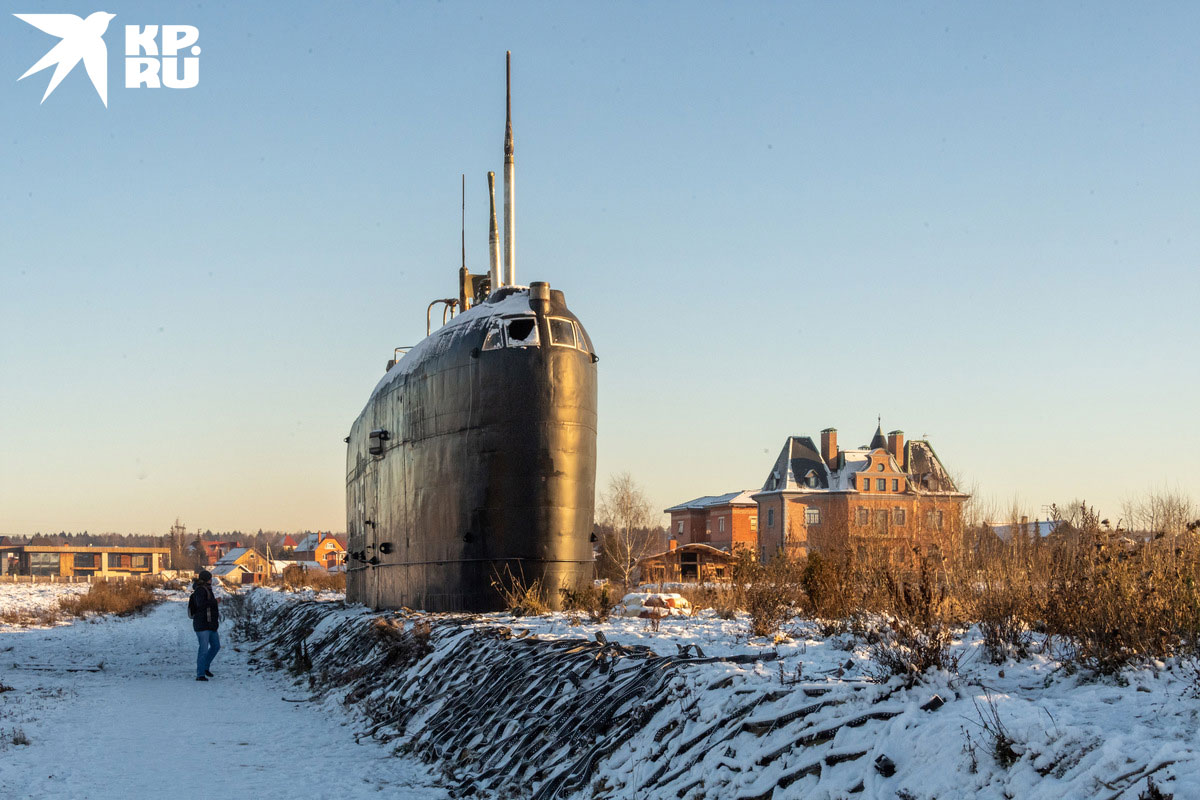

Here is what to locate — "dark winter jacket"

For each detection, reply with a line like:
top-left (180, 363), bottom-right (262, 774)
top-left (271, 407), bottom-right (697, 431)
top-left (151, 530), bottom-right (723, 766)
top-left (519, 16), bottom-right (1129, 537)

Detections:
top-left (188, 580), bottom-right (220, 632)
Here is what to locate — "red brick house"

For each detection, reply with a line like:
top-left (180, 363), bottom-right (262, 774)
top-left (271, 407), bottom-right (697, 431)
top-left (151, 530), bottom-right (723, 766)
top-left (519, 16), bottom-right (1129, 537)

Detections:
top-left (752, 424), bottom-right (967, 562)
top-left (664, 491), bottom-right (758, 554)
top-left (189, 539), bottom-right (242, 564)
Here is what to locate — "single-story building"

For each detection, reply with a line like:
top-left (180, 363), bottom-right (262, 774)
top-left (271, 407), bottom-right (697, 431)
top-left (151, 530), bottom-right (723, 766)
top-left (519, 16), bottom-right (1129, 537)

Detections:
top-left (209, 563), bottom-right (251, 585)
top-left (0, 545), bottom-right (169, 578)
top-left (636, 542), bottom-right (735, 584)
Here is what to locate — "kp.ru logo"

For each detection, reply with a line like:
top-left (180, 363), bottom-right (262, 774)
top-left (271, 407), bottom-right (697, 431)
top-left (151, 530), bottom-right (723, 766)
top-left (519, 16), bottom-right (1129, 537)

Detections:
top-left (15, 11), bottom-right (200, 107)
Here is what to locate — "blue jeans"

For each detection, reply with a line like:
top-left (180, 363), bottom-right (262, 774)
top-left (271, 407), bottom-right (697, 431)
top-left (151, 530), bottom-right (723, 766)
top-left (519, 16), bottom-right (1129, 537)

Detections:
top-left (196, 630), bottom-right (220, 677)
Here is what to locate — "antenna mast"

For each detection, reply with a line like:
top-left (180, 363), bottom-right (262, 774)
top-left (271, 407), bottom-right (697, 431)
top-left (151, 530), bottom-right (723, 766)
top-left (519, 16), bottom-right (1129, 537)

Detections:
top-left (503, 51), bottom-right (516, 287)
top-left (488, 172), bottom-right (501, 289)
top-left (461, 173), bottom-right (466, 271)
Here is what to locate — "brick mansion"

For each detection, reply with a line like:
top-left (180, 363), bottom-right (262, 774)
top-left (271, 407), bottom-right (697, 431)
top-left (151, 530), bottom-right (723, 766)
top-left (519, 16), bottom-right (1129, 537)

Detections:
top-left (665, 423), bottom-right (968, 564)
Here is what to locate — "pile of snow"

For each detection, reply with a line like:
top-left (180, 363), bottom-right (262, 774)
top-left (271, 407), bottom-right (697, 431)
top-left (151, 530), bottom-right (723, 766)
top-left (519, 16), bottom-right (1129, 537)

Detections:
top-left (618, 592), bottom-right (691, 618)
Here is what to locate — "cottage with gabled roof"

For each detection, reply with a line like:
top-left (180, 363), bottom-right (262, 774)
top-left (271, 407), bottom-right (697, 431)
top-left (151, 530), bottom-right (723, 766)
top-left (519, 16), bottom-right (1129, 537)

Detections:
top-left (291, 532), bottom-right (346, 571)
top-left (213, 547), bottom-right (270, 585)
top-left (752, 423), bottom-right (967, 562)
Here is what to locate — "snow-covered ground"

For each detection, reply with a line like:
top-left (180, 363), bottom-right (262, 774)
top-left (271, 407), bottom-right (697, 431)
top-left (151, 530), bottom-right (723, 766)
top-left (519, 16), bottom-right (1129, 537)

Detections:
top-left (488, 610), bottom-right (1200, 798)
top-left (5, 582), bottom-right (1200, 799)
top-left (0, 582), bottom-right (89, 620)
top-left (0, 586), bottom-right (447, 800)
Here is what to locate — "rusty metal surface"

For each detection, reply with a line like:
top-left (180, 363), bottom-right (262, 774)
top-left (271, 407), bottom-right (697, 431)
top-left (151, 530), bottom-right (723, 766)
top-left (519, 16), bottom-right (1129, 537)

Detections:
top-left (346, 286), bottom-right (597, 611)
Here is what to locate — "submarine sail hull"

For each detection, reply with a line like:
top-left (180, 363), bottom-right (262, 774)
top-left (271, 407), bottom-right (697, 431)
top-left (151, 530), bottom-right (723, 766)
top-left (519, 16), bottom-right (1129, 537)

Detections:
top-left (346, 289), bottom-right (597, 612)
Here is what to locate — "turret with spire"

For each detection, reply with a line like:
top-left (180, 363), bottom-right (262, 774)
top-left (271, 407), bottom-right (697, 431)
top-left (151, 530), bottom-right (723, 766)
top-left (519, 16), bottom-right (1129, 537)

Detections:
top-left (869, 417), bottom-right (888, 451)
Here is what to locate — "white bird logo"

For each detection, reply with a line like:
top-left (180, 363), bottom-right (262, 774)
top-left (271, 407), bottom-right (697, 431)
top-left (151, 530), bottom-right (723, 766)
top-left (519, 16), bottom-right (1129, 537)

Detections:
top-left (15, 11), bottom-right (116, 107)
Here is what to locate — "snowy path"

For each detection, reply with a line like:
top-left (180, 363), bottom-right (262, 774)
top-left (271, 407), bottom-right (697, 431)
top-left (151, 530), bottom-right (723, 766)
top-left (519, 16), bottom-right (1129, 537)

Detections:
top-left (0, 596), bottom-right (447, 800)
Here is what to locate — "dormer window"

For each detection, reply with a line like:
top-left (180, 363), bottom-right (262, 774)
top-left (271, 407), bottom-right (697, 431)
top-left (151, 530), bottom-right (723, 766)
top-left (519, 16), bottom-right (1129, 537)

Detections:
top-left (804, 470), bottom-right (819, 489)
top-left (876, 463), bottom-right (885, 472)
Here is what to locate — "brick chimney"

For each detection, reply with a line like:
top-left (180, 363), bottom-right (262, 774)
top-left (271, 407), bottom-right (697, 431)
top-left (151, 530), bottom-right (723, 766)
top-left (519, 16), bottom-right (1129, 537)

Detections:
top-left (887, 430), bottom-right (904, 469)
top-left (820, 428), bottom-right (838, 470)
top-left (668, 538), bottom-right (678, 552)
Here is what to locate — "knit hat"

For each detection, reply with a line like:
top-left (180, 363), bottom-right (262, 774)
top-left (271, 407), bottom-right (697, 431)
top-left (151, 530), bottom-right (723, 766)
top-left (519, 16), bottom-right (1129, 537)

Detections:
top-left (198, 570), bottom-right (213, 582)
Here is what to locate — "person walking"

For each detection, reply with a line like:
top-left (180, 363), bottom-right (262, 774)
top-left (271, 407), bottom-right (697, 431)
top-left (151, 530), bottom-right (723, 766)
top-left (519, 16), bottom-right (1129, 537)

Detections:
top-left (188, 570), bottom-right (220, 681)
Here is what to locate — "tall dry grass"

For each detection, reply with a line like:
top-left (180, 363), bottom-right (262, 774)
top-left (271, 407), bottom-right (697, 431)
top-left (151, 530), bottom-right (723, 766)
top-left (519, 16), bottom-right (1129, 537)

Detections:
top-left (57, 579), bottom-right (159, 617)
top-left (275, 565), bottom-right (346, 593)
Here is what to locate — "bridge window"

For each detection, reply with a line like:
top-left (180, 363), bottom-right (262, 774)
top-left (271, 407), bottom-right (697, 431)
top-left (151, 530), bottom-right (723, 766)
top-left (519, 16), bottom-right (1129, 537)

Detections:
top-left (482, 320), bottom-right (505, 351)
top-left (506, 317), bottom-right (539, 347)
top-left (572, 321), bottom-right (591, 352)
top-left (549, 318), bottom-right (577, 348)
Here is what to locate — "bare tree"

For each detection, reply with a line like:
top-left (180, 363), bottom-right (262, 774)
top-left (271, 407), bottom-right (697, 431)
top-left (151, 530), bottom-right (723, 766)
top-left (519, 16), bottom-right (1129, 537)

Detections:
top-left (596, 472), bottom-right (658, 588)
top-left (1120, 489), bottom-right (1195, 538)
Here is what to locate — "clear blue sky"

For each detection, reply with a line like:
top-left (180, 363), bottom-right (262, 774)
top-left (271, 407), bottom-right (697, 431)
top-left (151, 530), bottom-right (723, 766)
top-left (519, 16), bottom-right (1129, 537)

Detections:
top-left (2, 1), bottom-right (1197, 535)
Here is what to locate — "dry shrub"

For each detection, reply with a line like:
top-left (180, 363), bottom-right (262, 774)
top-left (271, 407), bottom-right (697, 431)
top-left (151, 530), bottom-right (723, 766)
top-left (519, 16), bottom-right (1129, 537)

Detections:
top-left (279, 565), bottom-right (346, 592)
top-left (58, 580), bottom-right (158, 617)
top-left (491, 566), bottom-right (548, 616)
top-left (559, 583), bottom-right (614, 623)
top-left (868, 552), bottom-right (960, 682)
top-left (681, 584), bottom-right (742, 620)
top-left (309, 572), bottom-right (346, 593)
top-left (0, 606), bottom-right (63, 627)
top-left (1140, 776), bottom-right (1174, 800)
top-left (371, 617), bottom-right (433, 669)
top-left (964, 503), bottom-right (1200, 673)
top-left (801, 552), bottom-right (859, 620)
top-left (1040, 526), bottom-right (1200, 673)
top-left (974, 695), bottom-right (1019, 768)
top-left (740, 553), bottom-right (805, 638)
top-left (223, 591), bottom-right (264, 640)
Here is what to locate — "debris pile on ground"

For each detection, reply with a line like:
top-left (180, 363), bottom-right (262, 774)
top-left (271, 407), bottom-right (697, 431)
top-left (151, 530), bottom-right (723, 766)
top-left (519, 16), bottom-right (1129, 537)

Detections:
top-left (617, 592), bottom-right (691, 618)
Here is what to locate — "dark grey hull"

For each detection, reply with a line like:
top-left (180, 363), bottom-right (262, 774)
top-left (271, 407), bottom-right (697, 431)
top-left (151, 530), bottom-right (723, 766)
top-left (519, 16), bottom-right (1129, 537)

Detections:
top-left (346, 287), bottom-right (597, 611)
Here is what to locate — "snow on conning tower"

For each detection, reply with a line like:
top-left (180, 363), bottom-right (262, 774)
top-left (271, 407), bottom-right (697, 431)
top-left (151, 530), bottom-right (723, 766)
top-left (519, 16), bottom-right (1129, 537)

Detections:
top-left (503, 50), bottom-right (516, 287)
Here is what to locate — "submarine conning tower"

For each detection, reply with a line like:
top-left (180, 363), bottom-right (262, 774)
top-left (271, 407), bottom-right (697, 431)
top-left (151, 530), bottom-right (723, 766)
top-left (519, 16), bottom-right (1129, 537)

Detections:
top-left (345, 53), bottom-right (599, 612)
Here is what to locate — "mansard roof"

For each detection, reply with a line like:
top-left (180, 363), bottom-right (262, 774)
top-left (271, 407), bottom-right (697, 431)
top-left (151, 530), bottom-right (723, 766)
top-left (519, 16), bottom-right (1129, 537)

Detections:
top-left (754, 428), bottom-right (963, 496)
top-left (903, 439), bottom-right (961, 493)
top-left (759, 436), bottom-right (831, 492)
